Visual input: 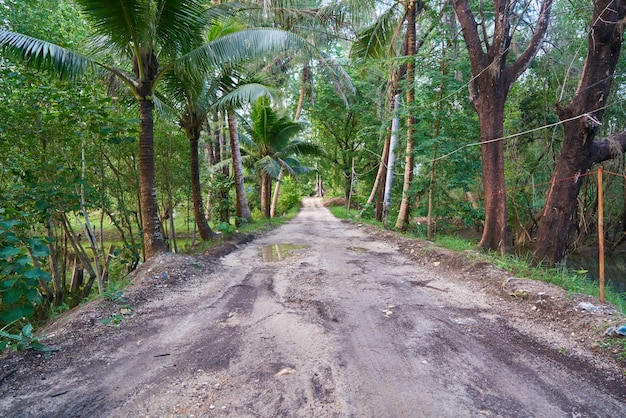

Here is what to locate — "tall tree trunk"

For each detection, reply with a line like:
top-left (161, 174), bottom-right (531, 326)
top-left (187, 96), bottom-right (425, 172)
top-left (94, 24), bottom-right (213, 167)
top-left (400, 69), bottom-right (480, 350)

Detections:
top-left (534, 0), bottom-right (626, 264)
top-left (270, 170), bottom-right (284, 218)
top-left (453, 0), bottom-right (554, 253)
top-left (260, 173), bottom-right (272, 218)
top-left (294, 63), bottom-right (311, 121)
top-left (227, 111), bottom-right (252, 223)
top-left (138, 98), bottom-right (167, 259)
top-left (189, 133), bottom-right (213, 240)
top-left (384, 94), bottom-right (401, 225)
top-left (395, 0), bottom-right (417, 230)
top-left (476, 95), bottom-right (509, 251)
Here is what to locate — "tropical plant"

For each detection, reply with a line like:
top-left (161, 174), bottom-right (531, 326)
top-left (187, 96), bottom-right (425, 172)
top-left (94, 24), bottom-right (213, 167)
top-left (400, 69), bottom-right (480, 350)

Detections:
top-left (240, 97), bottom-right (321, 218)
top-left (0, 0), bottom-right (308, 259)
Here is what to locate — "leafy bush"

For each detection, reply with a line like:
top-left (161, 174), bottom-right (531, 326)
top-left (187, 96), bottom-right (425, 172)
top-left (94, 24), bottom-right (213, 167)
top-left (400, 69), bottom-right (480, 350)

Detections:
top-left (0, 209), bottom-right (51, 350)
top-left (276, 177), bottom-right (302, 215)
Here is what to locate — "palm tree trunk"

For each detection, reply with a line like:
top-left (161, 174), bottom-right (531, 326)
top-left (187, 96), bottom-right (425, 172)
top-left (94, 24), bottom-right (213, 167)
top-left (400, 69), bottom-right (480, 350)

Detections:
top-left (270, 170), bottom-right (284, 218)
top-left (138, 98), bottom-right (167, 259)
top-left (395, 0), bottom-right (417, 230)
top-left (189, 135), bottom-right (213, 240)
top-left (260, 173), bottom-right (272, 218)
top-left (294, 63), bottom-right (311, 121)
top-left (227, 111), bottom-right (252, 223)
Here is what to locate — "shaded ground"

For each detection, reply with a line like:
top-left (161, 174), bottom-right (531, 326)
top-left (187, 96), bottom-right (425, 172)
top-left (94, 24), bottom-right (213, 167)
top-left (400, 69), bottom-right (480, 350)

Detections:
top-left (1, 198), bottom-right (626, 417)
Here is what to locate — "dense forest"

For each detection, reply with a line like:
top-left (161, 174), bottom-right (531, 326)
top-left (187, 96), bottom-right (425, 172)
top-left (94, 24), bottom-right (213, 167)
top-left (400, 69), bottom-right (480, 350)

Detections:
top-left (2, 0), bottom-right (626, 346)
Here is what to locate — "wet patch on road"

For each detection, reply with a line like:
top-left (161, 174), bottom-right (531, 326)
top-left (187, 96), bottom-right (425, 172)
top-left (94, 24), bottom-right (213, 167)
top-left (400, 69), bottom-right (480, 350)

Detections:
top-left (260, 244), bottom-right (308, 262)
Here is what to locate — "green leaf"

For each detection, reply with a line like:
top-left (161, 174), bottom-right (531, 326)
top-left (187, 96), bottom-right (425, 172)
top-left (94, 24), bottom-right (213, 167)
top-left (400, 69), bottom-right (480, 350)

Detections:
top-left (28, 239), bottom-right (49, 257)
top-left (0, 246), bottom-right (21, 259)
top-left (21, 323), bottom-right (33, 337)
top-left (0, 219), bottom-right (21, 229)
top-left (2, 287), bottom-right (23, 304)
top-left (24, 267), bottom-right (51, 281)
top-left (25, 288), bottom-right (42, 304)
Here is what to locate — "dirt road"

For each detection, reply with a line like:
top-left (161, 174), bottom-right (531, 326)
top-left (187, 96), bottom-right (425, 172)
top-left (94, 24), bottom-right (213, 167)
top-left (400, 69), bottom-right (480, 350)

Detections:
top-left (2, 198), bottom-right (626, 417)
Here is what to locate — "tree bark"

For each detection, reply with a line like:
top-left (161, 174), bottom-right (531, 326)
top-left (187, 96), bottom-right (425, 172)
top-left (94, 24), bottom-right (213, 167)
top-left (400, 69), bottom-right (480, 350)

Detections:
top-left (260, 172), bottom-right (272, 218)
top-left (189, 133), bottom-right (213, 240)
top-left (227, 111), bottom-right (252, 223)
top-left (395, 0), bottom-right (417, 230)
top-left (138, 97), bottom-right (167, 259)
top-left (270, 170), bottom-right (284, 218)
top-left (294, 63), bottom-right (311, 121)
top-left (534, 0), bottom-right (626, 264)
top-left (453, 0), bottom-right (554, 253)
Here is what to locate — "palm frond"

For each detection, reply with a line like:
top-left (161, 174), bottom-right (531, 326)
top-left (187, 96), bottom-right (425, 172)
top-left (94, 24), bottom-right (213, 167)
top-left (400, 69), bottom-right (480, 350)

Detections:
top-left (257, 155), bottom-right (282, 179)
top-left (213, 83), bottom-right (278, 111)
top-left (176, 28), bottom-right (311, 78)
top-left (0, 30), bottom-right (94, 80)
top-left (350, 4), bottom-right (403, 60)
top-left (154, 0), bottom-right (206, 57)
top-left (73, 0), bottom-right (147, 50)
top-left (280, 139), bottom-right (324, 158)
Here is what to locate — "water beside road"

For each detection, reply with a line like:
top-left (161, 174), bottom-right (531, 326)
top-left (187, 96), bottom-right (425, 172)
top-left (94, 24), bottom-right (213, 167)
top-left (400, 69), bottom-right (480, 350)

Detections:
top-left (566, 250), bottom-right (626, 294)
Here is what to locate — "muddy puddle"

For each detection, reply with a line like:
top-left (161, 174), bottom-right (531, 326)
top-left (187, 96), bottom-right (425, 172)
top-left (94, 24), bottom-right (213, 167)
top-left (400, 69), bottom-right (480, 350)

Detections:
top-left (260, 244), bottom-right (308, 262)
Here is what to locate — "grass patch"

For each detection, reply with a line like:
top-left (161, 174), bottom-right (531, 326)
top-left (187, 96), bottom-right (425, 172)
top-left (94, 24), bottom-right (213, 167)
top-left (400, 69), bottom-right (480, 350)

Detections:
top-left (327, 204), bottom-right (384, 228)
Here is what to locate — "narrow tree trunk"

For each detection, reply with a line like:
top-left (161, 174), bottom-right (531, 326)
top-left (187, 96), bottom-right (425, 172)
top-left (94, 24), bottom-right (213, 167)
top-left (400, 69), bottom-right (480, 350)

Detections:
top-left (395, 0), bottom-right (417, 230)
top-left (227, 111), bottom-right (252, 223)
top-left (534, 0), bottom-right (626, 263)
top-left (384, 95), bottom-right (401, 225)
top-left (270, 170), bottom-right (284, 218)
top-left (189, 134), bottom-right (213, 240)
top-left (294, 63), bottom-right (310, 121)
top-left (138, 98), bottom-right (167, 259)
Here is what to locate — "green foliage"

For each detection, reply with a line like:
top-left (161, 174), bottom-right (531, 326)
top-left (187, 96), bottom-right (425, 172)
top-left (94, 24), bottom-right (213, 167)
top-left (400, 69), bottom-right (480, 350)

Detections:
top-left (275, 177), bottom-right (304, 215)
top-left (0, 320), bottom-right (56, 353)
top-left (0, 210), bottom-right (50, 328)
top-left (207, 174), bottom-right (234, 223)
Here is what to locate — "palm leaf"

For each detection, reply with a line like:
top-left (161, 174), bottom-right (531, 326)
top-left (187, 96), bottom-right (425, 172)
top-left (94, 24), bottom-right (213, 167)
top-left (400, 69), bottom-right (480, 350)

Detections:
top-left (73, 0), bottom-right (147, 50)
top-left (350, 5), bottom-right (404, 60)
top-left (0, 30), bottom-right (94, 80)
top-left (213, 83), bottom-right (278, 111)
top-left (175, 28), bottom-right (310, 78)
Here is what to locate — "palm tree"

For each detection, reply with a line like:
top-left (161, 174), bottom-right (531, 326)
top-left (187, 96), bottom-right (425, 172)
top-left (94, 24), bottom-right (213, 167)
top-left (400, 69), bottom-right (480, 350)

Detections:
top-left (240, 97), bottom-right (320, 218)
top-left (0, 0), bottom-right (307, 259)
top-left (350, 0), bottom-right (429, 227)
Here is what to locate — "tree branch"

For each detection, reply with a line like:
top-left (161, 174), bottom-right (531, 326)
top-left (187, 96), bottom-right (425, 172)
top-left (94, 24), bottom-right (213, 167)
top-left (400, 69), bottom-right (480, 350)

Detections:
top-left (508, 0), bottom-right (555, 81)
top-left (591, 130), bottom-right (626, 164)
top-left (453, 0), bottom-right (488, 74)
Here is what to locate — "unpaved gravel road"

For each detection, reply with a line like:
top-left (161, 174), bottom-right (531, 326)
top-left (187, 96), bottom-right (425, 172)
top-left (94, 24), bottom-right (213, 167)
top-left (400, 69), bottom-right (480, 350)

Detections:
top-left (2, 198), bottom-right (626, 417)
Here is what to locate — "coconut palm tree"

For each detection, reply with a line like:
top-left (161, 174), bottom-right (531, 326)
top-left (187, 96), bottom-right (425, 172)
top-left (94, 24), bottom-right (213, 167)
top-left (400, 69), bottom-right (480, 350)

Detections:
top-left (0, 0), bottom-right (307, 259)
top-left (240, 97), bottom-right (321, 218)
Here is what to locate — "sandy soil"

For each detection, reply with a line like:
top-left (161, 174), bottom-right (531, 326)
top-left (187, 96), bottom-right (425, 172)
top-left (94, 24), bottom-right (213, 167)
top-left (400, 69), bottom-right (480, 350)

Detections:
top-left (1, 198), bottom-right (626, 417)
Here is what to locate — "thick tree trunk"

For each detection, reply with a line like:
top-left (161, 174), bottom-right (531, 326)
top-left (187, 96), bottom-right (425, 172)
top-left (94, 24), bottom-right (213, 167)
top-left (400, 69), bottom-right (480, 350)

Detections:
top-left (227, 111), bottom-right (252, 223)
top-left (189, 135), bottom-right (213, 240)
top-left (395, 0), bottom-right (417, 230)
top-left (138, 98), bottom-right (167, 259)
top-left (453, 0), bottom-right (554, 253)
top-left (476, 95), bottom-right (509, 252)
top-left (534, 0), bottom-right (626, 264)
